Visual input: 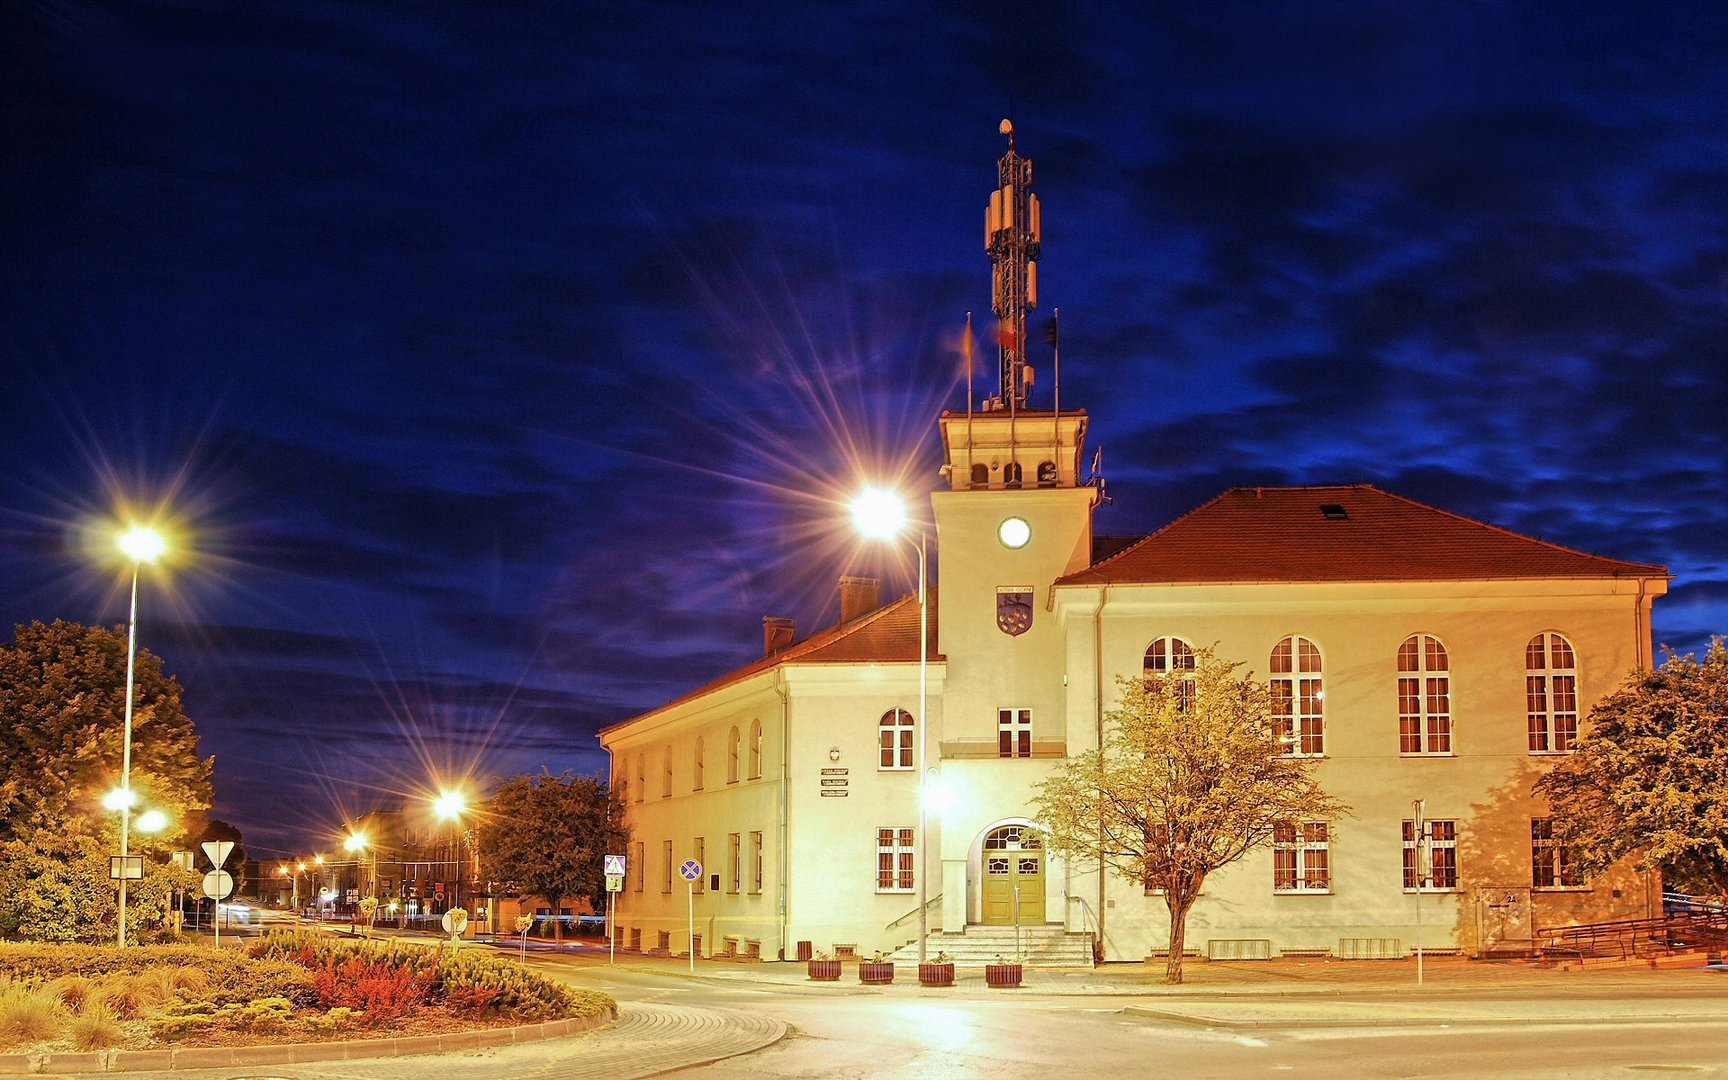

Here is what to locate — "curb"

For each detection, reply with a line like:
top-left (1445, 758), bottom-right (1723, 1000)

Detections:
top-left (0, 1008), bottom-right (617, 1075)
top-left (1121, 1005), bottom-right (1728, 1031)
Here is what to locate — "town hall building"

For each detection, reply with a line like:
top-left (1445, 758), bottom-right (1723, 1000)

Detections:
top-left (599, 125), bottom-right (1669, 966)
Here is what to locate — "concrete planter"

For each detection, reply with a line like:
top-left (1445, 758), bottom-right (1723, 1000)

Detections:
top-left (807, 959), bottom-right (843, 981)
top-left (858, 961), bottom-right (895, 985)
top-left (984, 963), bottom-right (1023, 988)
top-left (918, 962), bottom-right (955, 987)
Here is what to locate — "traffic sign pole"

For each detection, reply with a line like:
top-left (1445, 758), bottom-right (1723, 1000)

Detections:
top-left (687, 879), bottom-right (694, 974)
top-left (608, 890), bottom-right (615, 965)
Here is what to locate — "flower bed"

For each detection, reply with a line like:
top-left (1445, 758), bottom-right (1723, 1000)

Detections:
top-left (0, 931), bottom-right (614, 1056)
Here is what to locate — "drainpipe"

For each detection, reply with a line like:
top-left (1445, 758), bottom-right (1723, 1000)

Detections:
top-left (1093, 584), bottom-right (1111, 956)
top-left (602, 743), bottom-right (620, 948)
top-left (1634, 577), bottom-right (1652, 669)
top-left (774, 668), bottom-right (791, 960)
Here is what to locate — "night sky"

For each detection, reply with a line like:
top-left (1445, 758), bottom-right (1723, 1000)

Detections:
top-left (4, 2), bottom-right (1725, 857)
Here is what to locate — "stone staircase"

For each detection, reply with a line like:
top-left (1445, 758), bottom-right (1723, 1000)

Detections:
top-left (888, 925), bottom-right (1095, 967)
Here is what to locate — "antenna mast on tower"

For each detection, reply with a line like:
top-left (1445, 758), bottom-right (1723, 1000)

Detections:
top-left (984, 119), bottom-right (1041, 412)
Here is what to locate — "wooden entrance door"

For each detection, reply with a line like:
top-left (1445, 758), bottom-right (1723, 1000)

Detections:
top-left (981, 826), bottom-right (1046, 925)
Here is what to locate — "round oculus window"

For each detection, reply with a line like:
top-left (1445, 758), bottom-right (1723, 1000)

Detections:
top-left (998, 517), bottom-right (1032, 549)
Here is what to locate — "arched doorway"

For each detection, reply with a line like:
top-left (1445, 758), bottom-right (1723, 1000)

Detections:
top-left (981, 824), bottom-right (1045, 925)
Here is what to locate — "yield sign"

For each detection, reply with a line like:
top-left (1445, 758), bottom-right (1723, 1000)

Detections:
top-left (201, 840), bottom-right (235, 868)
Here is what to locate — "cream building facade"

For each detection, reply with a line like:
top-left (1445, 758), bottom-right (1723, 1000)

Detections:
top-left (598, 133), bottom-right (1669, 965)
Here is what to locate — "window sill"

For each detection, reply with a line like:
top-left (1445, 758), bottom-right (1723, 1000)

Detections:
top-left (1274, 889), bottom-right (1332, 896)
top-left (1533, 885), bottom-right (1592, 893)
top-left (878, 766), bottom-right (915, 772)
top-left (1399, 752), bottom-right (1457, 758)
top-left (875, 889), bottom-right (915, 895)
top-left (1402, 888), bottom-right (1459, 895)
top-left (1527, 750), bottom-right (1577, 757)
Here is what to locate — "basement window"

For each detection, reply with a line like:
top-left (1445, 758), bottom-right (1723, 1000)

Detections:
top-left (1319, 504), bottom-right (1349, 520)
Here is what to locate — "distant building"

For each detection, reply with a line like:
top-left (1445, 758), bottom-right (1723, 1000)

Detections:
top-left (599, 128), bottom-right (1669, 964)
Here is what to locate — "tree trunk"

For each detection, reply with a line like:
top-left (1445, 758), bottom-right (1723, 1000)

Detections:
top-left (1165, 891), bottom-right (1197, 984)
top-left (551, 896), bottom-right (563, 947)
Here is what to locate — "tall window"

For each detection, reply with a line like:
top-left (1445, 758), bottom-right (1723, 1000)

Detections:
top-left (1403, 819), bottom-right (1457, 891)
top-left (1527, 633), bottom-right (1579, 753)
top-left (693, 736), bottom-right (704, 791)
top-left (1398, 634), bottom-right (1452, 754)
top-left (998, 708), bottom-right (1033, 758)
top-left (662, 747), bottom-right (672, 798)
top-left (1144, 635), bottom-right (1197, 710)
top-left (727, 726), bottom-right (741, 783)
top-left (728, 833), bottom-right (741, 893)
top-left (1273, 822), bottom-right (1331, 893)
top-left (876, 827), bottom-right (915, 892)
top-left (750, 831), bottom-right (763, 894)
top-left (694, 837), bottom-right (705, 894)
top-left (661, 840), bottom-right (673, 893)
top-left (1270, 636), bottom-right (1324, 755)
top-left (634, 755), bottom-right (645, 802)
top-left (748, 719), bottom-right (763, 779)
top-left (633, 841), bottom-right (644, 893)
top-left (1532, 818), bottom-right (1583, 888)
top-left (880, 709), bottom-right (914, 769)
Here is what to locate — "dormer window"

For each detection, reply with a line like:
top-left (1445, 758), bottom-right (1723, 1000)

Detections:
top-left (1319, 504), bottom-right (1349, 520)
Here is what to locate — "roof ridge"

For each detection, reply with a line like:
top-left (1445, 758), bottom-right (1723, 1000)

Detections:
top-left (1366, 485), bottom-right (1668, 574)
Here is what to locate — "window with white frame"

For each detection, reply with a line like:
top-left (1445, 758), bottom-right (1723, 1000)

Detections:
top-left (1527, 633), bottom-right (1579, 753)
top-left (693, 736), bottom-right (704, 790)
top-left (661, 840), bottom-right (673, 893)
top-left (750, 831), bottom-right (763, 894)
top-left (879, 709), bottom-right (914, 769)
top-left (1270, 636), bottom-right (1324, 755)
top-left (1398, 634), bottom-right (1452, 754)
top-left (748, 719), bottom-right (763, 779)
top-left (998, 708), bottom-right (1033, 758)
top-left (1273, 822), bottom-right (1330, 893)
top-left (1143, 635), bottom-right (1197, 710)
top-left (1531, 818), bottom-right (1583, 888)
top-left (1402, 819), bottom-right (1457, 891)
top-left (727, 726), bottom-right (740, 783)
top-left (876, 827), bottom-right (915, 892)
top-left (728, 832), bottom-right (741, 893)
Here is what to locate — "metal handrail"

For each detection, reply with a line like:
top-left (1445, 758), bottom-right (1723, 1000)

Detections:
top-left (886, 892), bottom-right (942, 931)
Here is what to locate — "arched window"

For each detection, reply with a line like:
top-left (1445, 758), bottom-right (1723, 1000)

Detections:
top-left (970, 463), bottom-right (989, 489)
top-left (693, 736), bottom-right (705, 791)
top-left (1270, 636), bottom-right (1324, 756)
top-left (879, 709), bottom-right (914, 770)
top-left (748, 719), bottom-right (763, 779)
top-left (1036, 461), bottom-right (1058, 487)
top-left (1398, 634), bottom-right (1451, 754)
top-left (662, 746), bottom-right (672, 798)
top-left (727, 726), bottom-right (741, 783)
top-left (1143, 635), bottom-right (1197, 710)
top-left (1527, 632), bottom-right (1578, 753)
top-left (1003, 461), bottom-right (1023, 489)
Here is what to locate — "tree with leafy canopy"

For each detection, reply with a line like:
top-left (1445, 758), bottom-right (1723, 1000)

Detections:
top-left (0, 620), bottom-right (212, 942)
top-left (1034, 652), bottom-right (1349, 983)
top-left (1535, 638), bottom-right (1728, 898)
top-left (477, 770), bottom-right (627, 946)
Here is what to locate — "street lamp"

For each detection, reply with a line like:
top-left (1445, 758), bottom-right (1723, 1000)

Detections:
top-left (114, 524), bottom-right (165, 948)
top-left (345, 831), bottom-right (374, 901)
top-left (851, 487), bottom-right (931, 964)
top-left (434, 789), bottom-right (485, 935)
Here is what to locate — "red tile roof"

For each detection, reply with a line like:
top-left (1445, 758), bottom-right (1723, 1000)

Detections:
top-left (602, 590), bottom-right (940, 734)
top-left (1058, 485), bottom-right (1668, 586)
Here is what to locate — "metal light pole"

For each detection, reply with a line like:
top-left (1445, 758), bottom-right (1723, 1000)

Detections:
top-left (114, 525), bottom-right (165, 948)
top-left (852, 489), bottom-right (932, 965)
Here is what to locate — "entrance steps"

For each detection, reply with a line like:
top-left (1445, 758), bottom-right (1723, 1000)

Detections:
top-left (889, 924), bottom-right (1095, 967)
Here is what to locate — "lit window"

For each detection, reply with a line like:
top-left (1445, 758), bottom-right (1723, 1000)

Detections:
top-left (727, 726), bottom-right (741, 784)
top-left (879, 709), bottom-right (914, 769)
top-left (876, 827), bottom-right (915, 892)
top-left (1143, 635), bottom-right (1197, 711)
top-left (693, 736), bottom-right (704, 790)
top-left (1273, 822), bottom-right (1330, 893)
top-left (1527, 633), bottom-right (1579, 753)
top-left (1398, 634), bottom-right (1452, 755)
top-left (749, 719), bottom-right (763, 779)
top-left (1531, 818), bottom-right (1583, 888)
top-left (1270, 636), bottom-right (1324, 756)
top-left (997, 708), bottom-right (1032, 758)
top-left (1403, 819), bottom-right (1457, 891)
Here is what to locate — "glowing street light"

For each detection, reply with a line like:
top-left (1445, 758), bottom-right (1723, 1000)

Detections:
top-left (114, 523), bottom-right (165, 948)
top-left (850, 486), bottom-right (932, 964)
top-left (434, 788), bottom-right (485, 934)
top-left (134, 809), bottom-right (168, 834)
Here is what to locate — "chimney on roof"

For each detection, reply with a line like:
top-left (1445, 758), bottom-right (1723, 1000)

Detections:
top-left (839, 576), bottom-right (880, 625)
top-left (763, 616), bottom-right (795, 657)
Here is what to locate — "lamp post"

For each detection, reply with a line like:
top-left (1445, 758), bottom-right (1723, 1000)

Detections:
top-left (852, 488), bottom-right (931, 965)
top-left (313, 855), bottom-right (325, 919)
top-left (114, 524), bottom-right (165, 948)
top-left (434, 790), bottom-right (485, 935)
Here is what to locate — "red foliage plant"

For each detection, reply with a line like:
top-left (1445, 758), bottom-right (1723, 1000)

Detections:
top-left (311, 957), bottom-right (434, 1023)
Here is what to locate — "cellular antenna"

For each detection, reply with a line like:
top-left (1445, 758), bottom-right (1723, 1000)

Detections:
top-left (984, 119), bottom-right (1040, 412)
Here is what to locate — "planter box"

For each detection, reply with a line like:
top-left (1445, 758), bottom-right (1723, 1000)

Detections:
top-left (918, 962), bottom-right (955, 987)
top-left (858, 961), bottom-right (895, 985)
top-left (984, 963), bottom-right (1023, 988)
top-left (807, 959), bottom-right (842, 981)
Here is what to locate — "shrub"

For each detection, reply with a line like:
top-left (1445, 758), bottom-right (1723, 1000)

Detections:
top-left (0, 943), bottom-right (237, 987)
top-left (44, 974), bottom-right (97, 1014)
top-left (308, 1005), bottom-right (358, 1035)
top-left (68, 1003), bottom-right (126, 1051)
top-left (201, 959), bottom-right (318, 1008)
top-left (0, 979), bottom-right (67, 1046)
top-left (94, 973), bottom-right (163, 1020)
top-left (311, 957), bottom-right (433, 1023)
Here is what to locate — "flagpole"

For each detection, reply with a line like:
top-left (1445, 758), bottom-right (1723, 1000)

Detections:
top-left (965, 312), bottom-right (975, 483)
top-left (1051, 308), bottom-right (1060, 463)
